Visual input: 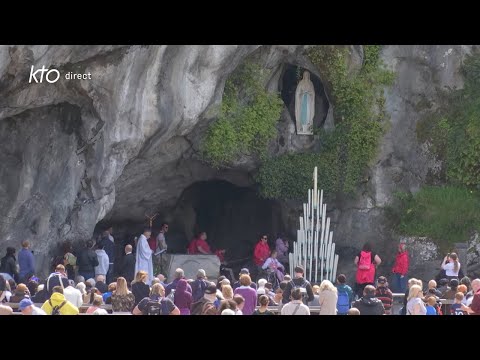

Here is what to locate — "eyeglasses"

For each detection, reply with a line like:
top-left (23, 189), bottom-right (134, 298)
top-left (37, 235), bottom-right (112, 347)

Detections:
top-left (262, 237), bottom-right (267, 239)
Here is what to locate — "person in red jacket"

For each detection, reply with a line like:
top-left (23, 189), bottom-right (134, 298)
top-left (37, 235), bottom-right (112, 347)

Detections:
top-left (391, 242), bottom-right (409, 293)
top-left (187, 232), bottom-right (212, 255)
top-left (253, 235), bottom-right (270, 267)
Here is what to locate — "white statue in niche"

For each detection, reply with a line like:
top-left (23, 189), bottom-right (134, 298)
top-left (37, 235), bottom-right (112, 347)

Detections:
top-left (295, 71), bottom-right (315, 135)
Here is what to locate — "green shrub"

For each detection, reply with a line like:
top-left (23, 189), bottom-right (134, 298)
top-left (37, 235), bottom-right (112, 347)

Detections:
top-left (202, 61), bottom-right (283, 168)
top-left (393, 186), bottom-right (480, 251)
top-left (417, 53), bottom-right (480, 187)
top-left (257, 45), bottom-right (395, 200)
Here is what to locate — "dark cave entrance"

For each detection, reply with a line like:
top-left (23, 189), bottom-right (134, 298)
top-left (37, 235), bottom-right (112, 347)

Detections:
top-left (166, 180), bottom-right (285, 262)
top-left (94, 180), bottom-right (286, 268)
top-left (280, 64), bottom-right (329, 129)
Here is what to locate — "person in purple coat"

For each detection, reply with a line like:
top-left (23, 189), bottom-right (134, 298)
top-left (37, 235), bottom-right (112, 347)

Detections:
top-left (174, 279), bottom-right (193, 315)
top-left (233, 274), bottom-right (257, 315)
top-left (165, 268), bottom-right (192, 296)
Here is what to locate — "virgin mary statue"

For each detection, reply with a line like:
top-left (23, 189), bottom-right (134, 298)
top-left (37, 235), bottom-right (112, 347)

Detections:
top-left (295, 71), bottom-right (315, 135)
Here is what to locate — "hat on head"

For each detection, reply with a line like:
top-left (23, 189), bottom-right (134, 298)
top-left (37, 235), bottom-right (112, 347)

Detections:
top-left (19, 298), bottom-right (34, 311)
top-left (197, 269), bottom-right (206, 278)
top-left (449, 278), bottom-right (459, 287)
top-left (377, 276), bottom-right (387, 285)
top-left (205, 284), bottom-right (217, 295)
top-left (294, 266), bottom-right (304, 274)
top-left (239, 268), bottom-right (250, 275)
top-left (439, 278), bottom-right (449, 286)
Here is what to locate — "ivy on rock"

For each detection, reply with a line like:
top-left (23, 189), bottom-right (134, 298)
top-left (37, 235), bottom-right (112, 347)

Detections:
top-left (257, 45), bottom-right (395, 200)
top-left (389, 186), bottom-right (480, 251)
top-left (202, 61), bottom-right (283, 168)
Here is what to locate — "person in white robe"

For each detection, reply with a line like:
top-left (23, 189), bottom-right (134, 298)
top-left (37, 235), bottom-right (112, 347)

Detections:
top-left (135, 228), bottom-right (153, 285)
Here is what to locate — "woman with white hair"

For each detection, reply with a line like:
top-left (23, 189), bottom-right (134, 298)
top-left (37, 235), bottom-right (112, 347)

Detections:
top-left (221, 309), bottom-right (236, 315)
top-left (406, 284), bottom-right (426, 315)
top-left (257, 278), bottom-right (267, 296)
top-left (76, 282), bottom-right (88, 304)
top-left (92, 308), bottom-right (109, 315)
top-left (318, 280), bottom-right (338, 315)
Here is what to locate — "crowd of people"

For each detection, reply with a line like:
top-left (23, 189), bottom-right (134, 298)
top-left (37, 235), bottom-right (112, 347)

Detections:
top-left (0, 227), bottom-right (479, 315)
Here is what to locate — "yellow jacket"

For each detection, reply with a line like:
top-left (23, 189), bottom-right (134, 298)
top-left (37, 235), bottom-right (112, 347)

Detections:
top-left (41, 292), bottom-right (79, 315)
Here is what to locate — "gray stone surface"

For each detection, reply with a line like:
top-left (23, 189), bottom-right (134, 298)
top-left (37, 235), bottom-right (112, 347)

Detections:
top-left (165, 254), bottom-right (220, 282)
top-left (1, 45), bottom-right (479, 280)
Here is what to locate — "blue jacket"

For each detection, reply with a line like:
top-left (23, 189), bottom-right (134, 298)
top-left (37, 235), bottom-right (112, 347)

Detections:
top-left (18, 249), bottom-right (35, 279)
top-left (191, 279), bottom-right (209, 302)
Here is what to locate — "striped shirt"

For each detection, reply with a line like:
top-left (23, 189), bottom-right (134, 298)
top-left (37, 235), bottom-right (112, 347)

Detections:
top-left (375, 286), bottom-right (393, 315)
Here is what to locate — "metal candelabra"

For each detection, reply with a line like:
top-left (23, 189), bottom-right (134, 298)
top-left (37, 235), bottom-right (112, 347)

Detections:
top-left (289, 167), bottom-right (339, 284)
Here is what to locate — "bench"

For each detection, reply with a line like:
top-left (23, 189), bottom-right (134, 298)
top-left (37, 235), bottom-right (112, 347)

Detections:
top-left (255, 305), bottom-right (321, 314)
top-left (5, 302), bottom-right (113, 313)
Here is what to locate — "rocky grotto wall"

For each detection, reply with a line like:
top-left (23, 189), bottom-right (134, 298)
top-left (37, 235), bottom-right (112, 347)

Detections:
top-left (0, 44), bottom-right (478, 280)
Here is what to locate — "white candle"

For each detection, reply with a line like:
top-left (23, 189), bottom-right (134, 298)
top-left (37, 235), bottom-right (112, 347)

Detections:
top-left (333, 254), bottom-right (339, 282)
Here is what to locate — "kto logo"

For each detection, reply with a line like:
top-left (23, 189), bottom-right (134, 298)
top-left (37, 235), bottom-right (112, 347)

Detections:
top-left (29, 65), bottom-right (60, 83)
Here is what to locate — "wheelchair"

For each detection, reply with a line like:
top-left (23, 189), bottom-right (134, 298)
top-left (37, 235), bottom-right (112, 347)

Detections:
top-left (259, 268), bottom-right (282, 290)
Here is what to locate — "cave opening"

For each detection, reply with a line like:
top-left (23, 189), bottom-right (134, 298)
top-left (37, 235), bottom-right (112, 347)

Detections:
top-left (280, 64), bottom-right (329, 129)
top-left (95, 180), bottom-right (286, 268)
top-left (167, 180), bottom-right (285, 262)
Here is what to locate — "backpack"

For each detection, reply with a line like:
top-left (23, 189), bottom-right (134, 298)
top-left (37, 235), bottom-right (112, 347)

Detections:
top-left (201, 301), bottom-right (216, 315)
top-left (291, 279), bottom-right (309, 304)
top-left (358, 251), bottom-right (372, 270)
top-left (145, 298), bottom-right (169, 315)
top-left (356, 251), bottom-right (375, 284)
top-left (337, 289), bottom-right (350, 314)
top-left (64, 253), bottom-right (77, 267)
top-left (49, 300), bottom-right (66, 315)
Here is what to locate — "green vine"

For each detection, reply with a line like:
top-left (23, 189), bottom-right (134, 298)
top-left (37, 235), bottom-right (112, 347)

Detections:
top-left (417, 53), bottom-right (480, 188)
top-left (257, 45), bottom-right (395, 200)
top-left (201, 61), bottom-right (283, 168)
top-left (389, 186), bottom-right (480, 251)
